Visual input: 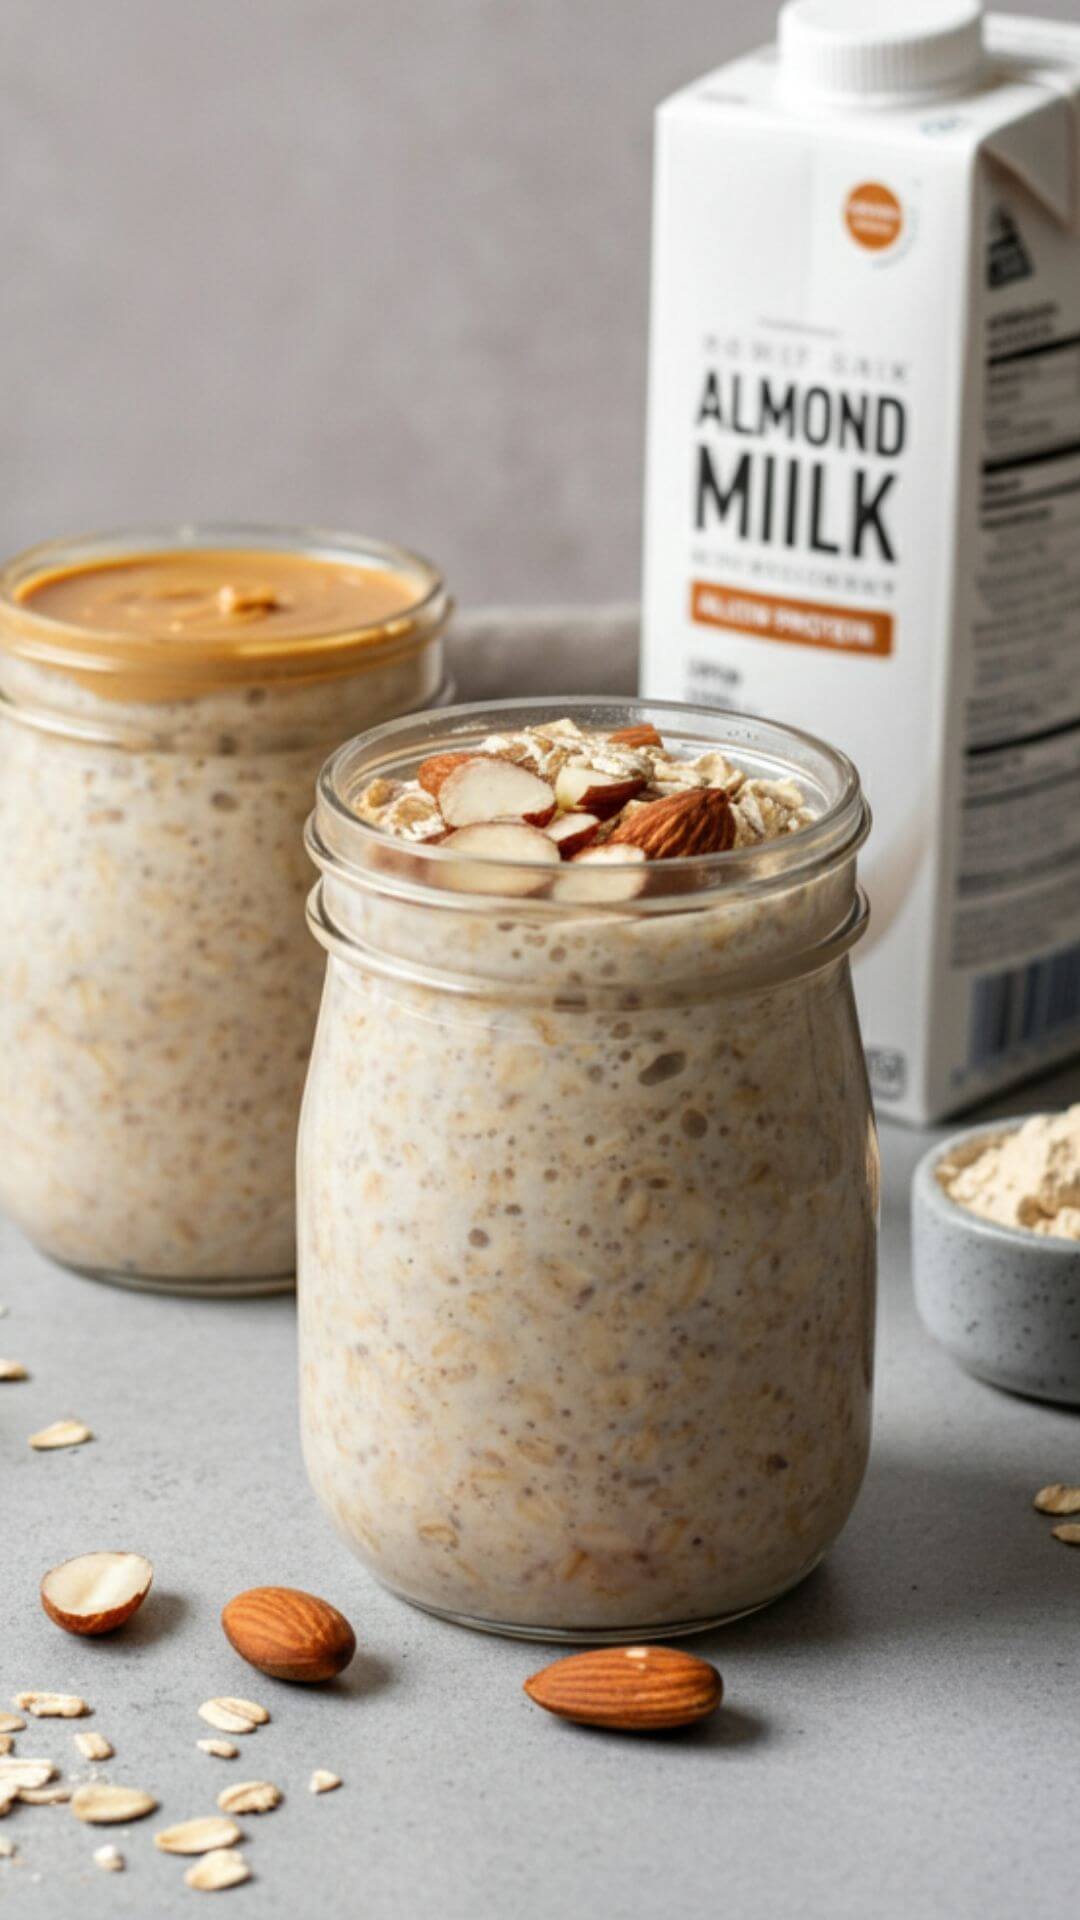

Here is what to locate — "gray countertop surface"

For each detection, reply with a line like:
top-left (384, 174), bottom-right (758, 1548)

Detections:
top-left (5, 1062), bottom-right (1080, 1920)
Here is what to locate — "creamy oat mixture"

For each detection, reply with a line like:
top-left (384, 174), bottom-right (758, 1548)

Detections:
top-left (299, 715), bottom-right (876, 1632)
top-left (0, 538), bottom-right (445, 1287)
top-left (937, 1107), bottom-right (1080, 1241)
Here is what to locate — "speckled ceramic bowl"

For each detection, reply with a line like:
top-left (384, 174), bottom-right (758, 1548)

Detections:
top-left (913, 1118), bottom-right (1080, 1404)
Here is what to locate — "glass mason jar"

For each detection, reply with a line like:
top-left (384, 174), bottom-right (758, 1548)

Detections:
top-left (0, 523), bottom-right (450, 1294)
top-left (299, 698), bottom-right (877, 1640)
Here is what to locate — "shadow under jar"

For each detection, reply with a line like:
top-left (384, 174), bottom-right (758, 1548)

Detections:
top-left (0, 524), bottom-right (450, 1294)
top-left (299, 698), bottom-right (878, 1640)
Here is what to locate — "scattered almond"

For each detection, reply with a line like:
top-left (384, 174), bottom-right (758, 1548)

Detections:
top-left (19, 1781), bottom-right (72, 1804)
top-left (438, 758), bottom-right (556, 830)
top-left (185, 1848), bottom-right (251, 1892)
top-left (198, 1739), bottom-right (239, 1760)
top-left (93, 1843), bottom-right (124, 1872)
top-left (523, 1644), bottom-right (723, 1731)
top-left (607, 786), bottom-right (734, 859)
top-left (309, 1770), bottom-right (342, 1795)
top-left (555, 764), bottom-right (646, 817)
top-left (1051, 1522), bottom-right (1080, 1545)
top-left (14, 1692), bottom-right (89, 1719)
top-left (41, 1551), bottom-right (153, 1637)
top-left (1034, 1483), bottom-right (1080, 1515)
top-left (440, 820), bottom-right (562, 894)
top-left (28, 1419), bottom-right (93, 1452)
top-left (416, 750), bottom-right (475, 797)
top-left (0, 1360), bottom-right (28, 1382)
top-left (221, 1586), bottom-right (356, 1685)
top-left (609, 723), bottom-right (664, 748)
top-left (0, 1717), bottom-right (23, 1736)
top-left (70, 1783), bottom-right (157, 1824)
top-left (216, 1780), bottom-right (280, 1816)
top-left (545, 811), bottom-right (602, 858)
top-left (198, 1698), bottom-right (269, 1735)
top-left (155, 1816), bottom-right (243, 1855)
top-left (73, 1731), bottom-right (112, 1762)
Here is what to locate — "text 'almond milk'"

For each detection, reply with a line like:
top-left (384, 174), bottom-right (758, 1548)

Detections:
top-left (641, 1), bottom-right (1080, 1123)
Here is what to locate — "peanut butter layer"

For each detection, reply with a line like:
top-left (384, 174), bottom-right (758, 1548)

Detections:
top-left (19, 548), bottom-right (420, 645)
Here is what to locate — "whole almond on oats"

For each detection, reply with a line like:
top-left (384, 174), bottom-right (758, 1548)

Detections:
top-left (216, 1780), bottom-right (280, 1816)
top-left (417, 751), bottom-right (475, 796)
top-left (71, 1783), bottom-right (157, 1824)
top-left (74, 1731), bottom-right (112, 1762)
top-left (15, 1692), bottom-right (89, 1718)
top-left (607, 787), bottom-right (734, 860)
top-left (41, 1551), bottom-right (152, 1637)
top-left (185, 1848), bottom-right (250, 1892)
top-left (610, 723), bottom-right (664, 749)
top-left (28, 1419), bottom-right (92, 1452)
top-left (198, 1698), bottom-right (269, 1735)
top-left (221, 1587), bottom-right (356, 1685)
top-left (155, 1816), bottom-right (243, 1855)
top-left (1034, 1484), bottom-right (1080, 1515)
top-left (524, 1645), bottom-right (723, 1731)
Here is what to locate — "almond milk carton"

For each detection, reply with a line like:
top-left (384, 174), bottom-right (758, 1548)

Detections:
top-left (641, 1), bottom-right (1080, 1124)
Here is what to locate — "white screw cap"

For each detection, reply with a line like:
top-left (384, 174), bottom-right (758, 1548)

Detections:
top-left (778, 0), bottom-right (985, 104)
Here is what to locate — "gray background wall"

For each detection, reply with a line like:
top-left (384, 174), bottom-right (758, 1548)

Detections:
top-left (1, 0), bottom-right (1071, 607)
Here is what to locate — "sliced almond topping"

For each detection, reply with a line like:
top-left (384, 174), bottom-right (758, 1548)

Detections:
top-left (0, 1360), bottom-right (28, 1382)
top-left (438, 758), bottom-right (556, 830)
top-left (93, 1843), bottom-right (124, 1872)
top-left (70, 1783), bottom-right (157, 1825)
top-left (216, 1780), bottom-right (280, 1816)
top-left (28, 1419), bottom-right (93, 1452)
top-left (1034, 1483), bottom-right (1080, 1515)
top-left (155, 1815), bottom-right (243, 1855)
top-left (19, 1781), bottom-right (72, 1804)
top-left (73, 1731), bottom-right (112, 1762)
top-left (607, 786), bottom-right (735, 859)
top-left (416, 750), bottom-right (475, 796)
top-left (0, 1760), bottom-right (55, 1791)
top-left (14, 1692), bottom-right (89, 1719)
top-left (554, 843), bottom-right (648, 904)
top-left (439, 821), bottom-right (562, 896)
top-left (198, 1698), bottom-right (268, 1735)
top-left (185, 1848), bottom-right (251, 1892)
top-left (198, 1739), bottom-right (239, 1760)
top-left (545, 812), bottom-right (601, 859)
top-left (554, 764), bottom-right (646, 817)
top-left (0, 1717), bottom-right (24, 1736)
top-left (41, 1551), bottom-right (153, 1638)
top-left (309, 1769), bottom-right (342, 1795)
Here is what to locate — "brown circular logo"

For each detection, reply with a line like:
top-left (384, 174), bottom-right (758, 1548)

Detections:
top-left (844, 183), bottom-right (903, 252)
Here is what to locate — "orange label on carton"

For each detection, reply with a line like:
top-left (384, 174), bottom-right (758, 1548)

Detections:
top-left (690, 580), bottom-right (893, 658)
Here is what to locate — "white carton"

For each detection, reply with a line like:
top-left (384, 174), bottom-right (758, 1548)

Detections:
top-left (640, 1), bottom-right (1080, 1124)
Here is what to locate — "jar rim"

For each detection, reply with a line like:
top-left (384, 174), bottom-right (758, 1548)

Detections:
top-left (311, 694), bottom-right (870, 914)
top-left (0, 521), bottom-right (451, 689)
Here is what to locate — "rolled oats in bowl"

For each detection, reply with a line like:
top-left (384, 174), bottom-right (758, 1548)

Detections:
top-left (298, 698), bottom-right (878, 1639)
top-left (0, 523), bottom-right (450, 1293)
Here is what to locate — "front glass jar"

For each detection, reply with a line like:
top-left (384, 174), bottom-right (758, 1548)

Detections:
top-left (0, 523), bottom-right (450, 1294)
top-left (298, 698), bottom-right (877, 1640)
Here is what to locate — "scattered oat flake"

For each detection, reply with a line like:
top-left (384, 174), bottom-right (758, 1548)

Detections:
top-left (198, 1738), bottom-right (238, 1760)
top-left (0, 1360), bottom-right (27, 1382)
top-left (15, 1692), bottom-right (89, 1718)
top-left (93, 1843), bottom-right (124, 1872)
top-left (1051, 1522), bottom-right (1080, 1545)
top-left (155, 1816), bottom-right (242, 1855)
top-left (73, 1731), bottom-right (112, 1762)
top-left (185, 1848), bottom-right (251, 1892)
top-left (1034, 1483), bottom-right (1080, 1515)
top-left (0, 1761), bottom-right (55, 1791)
top-left (28, 1419), bottom-right (92, 1451)
top-left (309, 1769), bottom-right (342, 1795)
top-left (70, 1783), bottom-right (156, 1825)
top-left (19, 1782), bottom-right (72, 1804)
top-left (216, 1780), bottom-right (280, 1816)
top-left (198, 1698), bottom-right (268, 1734)
top-left (0, 1717), bottom-right (23, 1736)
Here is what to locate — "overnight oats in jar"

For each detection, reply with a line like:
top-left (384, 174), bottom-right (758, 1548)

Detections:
top-left (0, 524), bottom-right (450, 1293)
top-left (299, 698), bottom-right (877, 1639)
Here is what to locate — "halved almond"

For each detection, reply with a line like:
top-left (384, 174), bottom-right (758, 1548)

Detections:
top-left (41, 1552), bottom-right (153, 1637)
top-left (155, 1816), bottom-right (242, 1855)
top-left (185, 1848), bottom-right (250, 1892)
top-left (438, 758), bottom-right (556, 830)
top-left (70, 1783), bottom-right (157, 1825)
top-left (439, 822), bottom-right (561, 896)
top-left (545, 812), bottom-right (601, 859)
top-left (554, 765), bottom-right (646, 817)
top-left (554, 843), bottom-right (648, 904)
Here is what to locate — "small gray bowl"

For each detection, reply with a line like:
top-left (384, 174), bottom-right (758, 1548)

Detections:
top-left (913, 1118), bottom-right (1080, 1404)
